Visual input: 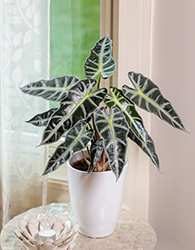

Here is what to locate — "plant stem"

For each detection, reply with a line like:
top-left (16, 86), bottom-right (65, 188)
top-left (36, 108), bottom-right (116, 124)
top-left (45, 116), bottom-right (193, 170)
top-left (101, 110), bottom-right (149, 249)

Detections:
top-left (102, 160), bottom-right (110, 171)
top-left (88, 75), bottom-right (104, 172)
top-left (86, 145), bottom-right (90, 159)
top-left (81, 150), bottom-right (90, 166)
top-left (92, 113), bottom-right (101, 140)
top-left (97, 74), bottom-right (101, 89)
top-left (87, 122), bottom-right (93, 130)
top-left (101, 148), bottom-right (105, 165)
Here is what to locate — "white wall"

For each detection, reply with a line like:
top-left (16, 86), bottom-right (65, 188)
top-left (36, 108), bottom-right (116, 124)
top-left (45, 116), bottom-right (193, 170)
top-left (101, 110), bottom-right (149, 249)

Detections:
top-left (148, 1), bottom-right (195, 250)
top-left (118, 0), bottom-right (195, 249)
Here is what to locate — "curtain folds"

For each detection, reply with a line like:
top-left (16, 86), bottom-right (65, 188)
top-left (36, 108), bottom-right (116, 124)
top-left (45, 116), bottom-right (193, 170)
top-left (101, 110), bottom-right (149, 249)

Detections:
top-left (0, 0), bottom-right (50, 230)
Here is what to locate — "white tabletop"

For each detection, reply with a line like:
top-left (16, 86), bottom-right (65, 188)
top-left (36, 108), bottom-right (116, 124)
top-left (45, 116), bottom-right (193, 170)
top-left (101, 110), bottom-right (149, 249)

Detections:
top-left (0, 202), bottom-right (157, 250)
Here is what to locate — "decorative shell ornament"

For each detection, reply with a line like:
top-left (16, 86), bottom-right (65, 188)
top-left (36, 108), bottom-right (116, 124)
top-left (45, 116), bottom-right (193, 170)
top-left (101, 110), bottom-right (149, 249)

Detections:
top-left (14, 213), bottom-right (80, 250)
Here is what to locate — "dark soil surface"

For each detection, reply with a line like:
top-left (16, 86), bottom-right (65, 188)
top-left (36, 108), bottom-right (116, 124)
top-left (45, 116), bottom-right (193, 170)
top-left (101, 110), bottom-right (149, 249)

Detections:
top-left (71, 158), bottom-right (90, 172)
top-left (71, 158), bottom-right (111, 172)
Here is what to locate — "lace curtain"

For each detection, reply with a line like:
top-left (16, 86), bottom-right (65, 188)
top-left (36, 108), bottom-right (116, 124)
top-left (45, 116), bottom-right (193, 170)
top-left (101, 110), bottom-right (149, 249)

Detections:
top-left (0, 0), bottom-right (50, 230)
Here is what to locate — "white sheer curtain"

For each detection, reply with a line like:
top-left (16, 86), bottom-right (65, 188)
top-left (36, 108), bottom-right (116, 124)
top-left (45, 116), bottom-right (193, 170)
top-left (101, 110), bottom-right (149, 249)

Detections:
top-left (0, 0), bottom-right (50, 230)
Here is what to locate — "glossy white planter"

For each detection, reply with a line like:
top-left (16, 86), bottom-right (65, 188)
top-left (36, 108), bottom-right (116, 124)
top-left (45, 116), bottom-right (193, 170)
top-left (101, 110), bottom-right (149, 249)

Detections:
top-left (67, 151), bottom-right (128, 238)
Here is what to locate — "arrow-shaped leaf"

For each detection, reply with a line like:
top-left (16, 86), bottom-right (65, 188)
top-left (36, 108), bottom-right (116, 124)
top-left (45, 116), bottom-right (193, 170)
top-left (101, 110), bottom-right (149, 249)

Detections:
top-left (122, 72), bottom-right (186, 132)
top-left (40, 79), bottom-right (107, 145)
top-left (128, 129), bottom-right (159, 170)
top-left (87, 139), bottom-right (104, 175)
top-left (26, 108), bottom-right (58, 127)
top-left (84, 35), bottom-right (116, 79)
top-left (20, 75), bottom-right (80, 102)
top-left (104, 86), bottom-right (147, 143)
top-left (42, 121), bottom-right (94, 175)
top-left (95, 106), bottom-right (129, 180)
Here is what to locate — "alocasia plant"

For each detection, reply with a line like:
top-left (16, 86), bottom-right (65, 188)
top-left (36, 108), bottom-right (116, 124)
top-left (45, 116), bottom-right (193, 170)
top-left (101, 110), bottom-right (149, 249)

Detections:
top-left (20, 35), bottom-right (186, 180)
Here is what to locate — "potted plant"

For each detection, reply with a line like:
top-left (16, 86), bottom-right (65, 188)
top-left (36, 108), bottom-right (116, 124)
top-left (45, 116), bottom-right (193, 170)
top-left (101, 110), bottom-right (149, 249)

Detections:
top-left (20, 35), bottom-right (186, 237)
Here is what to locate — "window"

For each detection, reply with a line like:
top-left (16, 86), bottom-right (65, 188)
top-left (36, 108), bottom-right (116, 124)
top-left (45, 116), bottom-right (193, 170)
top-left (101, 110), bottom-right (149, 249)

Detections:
top-left (50, 0), bottom-right (100, 80)
top-left (47, 0), bottom-right (100, 196)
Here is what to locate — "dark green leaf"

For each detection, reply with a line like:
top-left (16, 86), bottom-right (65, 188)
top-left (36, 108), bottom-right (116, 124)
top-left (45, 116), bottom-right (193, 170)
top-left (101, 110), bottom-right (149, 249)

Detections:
top-left (122, 72), bottom-right (186, 132)
top-left (95, 106), bottom-right (129, 180)
top-left (84, 35), bottom-right (116, 79)
top-left (128, 130), bottom-right (159, 170)
top-left (26, 108), bottom-right (58, 127)
top-left (40, 79), bottom-right (107, 145)
top-left (87, 139), bottom-right (104, 175)
top-left (20, 75), bottom-right (80, 102)
top-left (104, 86), bottom-right (147, 143)
top-left (42, 121), bottom-right (94, 175)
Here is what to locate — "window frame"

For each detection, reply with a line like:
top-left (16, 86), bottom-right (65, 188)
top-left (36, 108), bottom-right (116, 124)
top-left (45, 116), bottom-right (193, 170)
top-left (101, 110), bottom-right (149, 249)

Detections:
top-left (117, 0), bottom-right (154, 219)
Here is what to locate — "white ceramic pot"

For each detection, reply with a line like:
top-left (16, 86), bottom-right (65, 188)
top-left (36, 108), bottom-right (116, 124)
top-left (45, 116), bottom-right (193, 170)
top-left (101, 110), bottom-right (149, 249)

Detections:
top-left (67, 150), bottom-right (128, 238)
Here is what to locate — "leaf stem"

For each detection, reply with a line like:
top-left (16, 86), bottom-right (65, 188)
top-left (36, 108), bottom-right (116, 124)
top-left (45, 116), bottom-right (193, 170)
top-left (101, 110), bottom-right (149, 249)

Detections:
top-left (97, 75), bottom-right (101, 89)
top-left (92, 113), bottom-right (101, 140)
top-left (98, 148), bottom-right (105, 166)
top-left (102, 160), bottom-right (110, 171)
top-left (86, 145), bottom-right (90, 160)
top-left (87, 122), bottom-right (93, 130)
top-left (81, 150), bottom-right (90, 166)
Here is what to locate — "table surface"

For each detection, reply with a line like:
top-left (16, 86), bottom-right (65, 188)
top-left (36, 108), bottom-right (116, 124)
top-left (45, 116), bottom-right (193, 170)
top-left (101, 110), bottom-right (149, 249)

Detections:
top-left (0, 202), bottom-right (157, 250)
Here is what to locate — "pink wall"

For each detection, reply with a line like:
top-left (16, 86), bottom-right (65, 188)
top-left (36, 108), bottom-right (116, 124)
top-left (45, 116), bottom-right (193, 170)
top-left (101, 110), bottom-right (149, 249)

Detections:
top-left (149, 1), bottom-right (195, 249)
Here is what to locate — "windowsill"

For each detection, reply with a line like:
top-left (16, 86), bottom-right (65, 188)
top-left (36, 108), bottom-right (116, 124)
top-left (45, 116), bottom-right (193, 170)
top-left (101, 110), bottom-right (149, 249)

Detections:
top-left (48, 163), bottom-right (68, 182)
